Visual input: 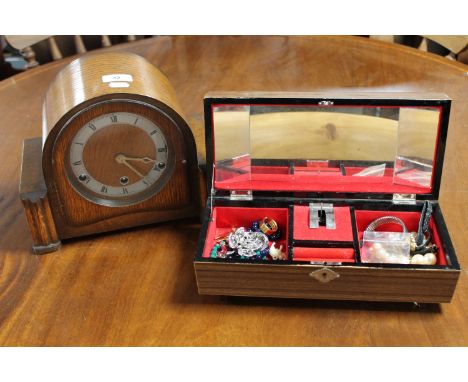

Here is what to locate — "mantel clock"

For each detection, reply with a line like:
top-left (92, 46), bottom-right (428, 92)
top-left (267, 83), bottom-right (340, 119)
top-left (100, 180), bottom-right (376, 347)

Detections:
top-left (20, 52), bottom-right (200, 253)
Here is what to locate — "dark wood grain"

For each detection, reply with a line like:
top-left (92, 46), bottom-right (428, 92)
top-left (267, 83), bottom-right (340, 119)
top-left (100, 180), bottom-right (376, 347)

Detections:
top-left (44, 99), bottom-right (199, 239)
top-left (195, 262), bottom-right (459, 303)
top-left (1, 36), bottom-right (468, 346)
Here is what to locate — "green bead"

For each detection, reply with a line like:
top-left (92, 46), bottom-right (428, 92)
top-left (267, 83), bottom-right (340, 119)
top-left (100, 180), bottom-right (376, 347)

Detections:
top-left (210, 247), bottom-right (218, 258)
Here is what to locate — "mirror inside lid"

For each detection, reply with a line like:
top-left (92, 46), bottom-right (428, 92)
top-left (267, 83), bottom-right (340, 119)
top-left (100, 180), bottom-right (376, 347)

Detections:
top-left (206, 92), bottom-right (450, 197)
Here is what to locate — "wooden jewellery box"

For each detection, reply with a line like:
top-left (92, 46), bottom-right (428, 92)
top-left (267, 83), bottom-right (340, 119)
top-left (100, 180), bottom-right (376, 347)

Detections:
top-left (194, 92), bottom-right (461, 303)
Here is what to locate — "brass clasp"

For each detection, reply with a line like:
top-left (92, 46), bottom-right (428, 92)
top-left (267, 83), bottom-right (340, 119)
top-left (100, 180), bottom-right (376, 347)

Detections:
top-left (309, 268), bottom-right (340, 283)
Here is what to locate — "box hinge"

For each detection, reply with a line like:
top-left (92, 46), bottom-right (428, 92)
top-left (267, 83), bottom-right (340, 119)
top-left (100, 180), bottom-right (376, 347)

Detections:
top-left (318, 100), bottom-right (334, 106)
top-left (392, 193), bottom-right (417, 205)
top-left (229, 190), bottom-right (253, 201)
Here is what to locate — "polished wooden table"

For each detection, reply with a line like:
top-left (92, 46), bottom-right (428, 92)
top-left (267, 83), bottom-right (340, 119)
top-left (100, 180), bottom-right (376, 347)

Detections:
top-left (1, 36), bottom-right (467, 346)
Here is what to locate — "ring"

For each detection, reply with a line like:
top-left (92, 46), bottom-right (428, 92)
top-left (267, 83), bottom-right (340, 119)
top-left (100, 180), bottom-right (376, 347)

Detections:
top-left (259, 217), bottom-right (278, 235)
top-left (365, 216), bottom-right (408, 233)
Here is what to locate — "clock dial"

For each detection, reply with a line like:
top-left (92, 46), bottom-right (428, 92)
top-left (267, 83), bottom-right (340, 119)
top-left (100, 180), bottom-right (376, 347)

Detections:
top-left (67, 111), bottom-right (172, 206)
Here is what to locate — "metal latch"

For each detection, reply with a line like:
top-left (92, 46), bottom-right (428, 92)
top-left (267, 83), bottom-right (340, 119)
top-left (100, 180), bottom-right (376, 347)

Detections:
top-left (229, 190), bottom-right (253, 201)
top-left (309, 268), bottom-right (340, 283)
top-left (392, 193), bottom-right (416, 205)
top-left (309, 203), bottom-right (336, 229)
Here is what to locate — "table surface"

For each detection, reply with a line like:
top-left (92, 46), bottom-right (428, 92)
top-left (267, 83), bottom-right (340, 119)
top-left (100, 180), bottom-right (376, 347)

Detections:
top-left (1, 36), bottom-right (467, 346)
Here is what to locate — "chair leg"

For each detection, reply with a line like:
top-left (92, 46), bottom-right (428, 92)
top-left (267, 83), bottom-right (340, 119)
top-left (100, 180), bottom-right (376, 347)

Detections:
top-left (101, 35), bottom-right (112, 48)
top-left (74, 36), bottom-right (87, 54)
top-left (48, 37), bottom-right (63, 61)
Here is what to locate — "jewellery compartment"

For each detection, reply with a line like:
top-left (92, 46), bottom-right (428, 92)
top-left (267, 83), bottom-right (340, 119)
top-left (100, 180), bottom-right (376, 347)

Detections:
top-left (194, 92), bottom-right (460, 303)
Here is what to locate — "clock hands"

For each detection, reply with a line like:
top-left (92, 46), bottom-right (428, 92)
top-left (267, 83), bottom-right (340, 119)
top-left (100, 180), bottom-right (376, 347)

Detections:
top-left (120, 156), bottom-right (156, 164)
top-left (120, 160), bottom-right (145, 178)
top-left (115, 153), bottom-right (155, 178)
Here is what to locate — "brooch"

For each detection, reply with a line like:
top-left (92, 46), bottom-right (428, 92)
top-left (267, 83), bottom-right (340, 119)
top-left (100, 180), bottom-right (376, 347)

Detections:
top-left (210, 217), bottom-right (285, 260)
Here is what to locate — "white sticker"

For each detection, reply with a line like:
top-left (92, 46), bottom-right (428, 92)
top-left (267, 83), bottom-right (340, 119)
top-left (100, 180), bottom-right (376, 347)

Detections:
top-left (102, 74), bottom-right (133, 83)
top-left (108, 82), bottom-right (130, 88)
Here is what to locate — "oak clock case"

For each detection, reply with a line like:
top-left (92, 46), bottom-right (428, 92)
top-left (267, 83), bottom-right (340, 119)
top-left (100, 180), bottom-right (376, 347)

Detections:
top-left (194, 92), bottom-right (460, 304)
top-left (20, 52), bottom-right (200, 254)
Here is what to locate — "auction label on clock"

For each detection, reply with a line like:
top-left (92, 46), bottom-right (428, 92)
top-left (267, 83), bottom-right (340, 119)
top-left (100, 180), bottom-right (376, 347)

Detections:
top-left (102, 74), bottom-right (133, 83)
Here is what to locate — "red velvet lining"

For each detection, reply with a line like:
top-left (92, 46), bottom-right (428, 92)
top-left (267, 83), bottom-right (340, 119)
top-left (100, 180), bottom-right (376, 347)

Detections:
top-left (293, 205), bottom-right (353, 241)
top-left (252, 166), bottom-right (289, 174)
top-left (344, 167), bottom-right (394, 177)
top-left (293, 247), bottom-right (355, 263)
top-left (428, 219), bottom-right (447, 266)
top-left (214, 169), bottom-right (432, 194)
top-left (202, 206), bottom-right (289, 259)
top-left (294, 167), bottom-right (342, 175)
top-left (354, 210), bottom-right (446, 265)
top-left (201, 206), bottom-right (446, 267)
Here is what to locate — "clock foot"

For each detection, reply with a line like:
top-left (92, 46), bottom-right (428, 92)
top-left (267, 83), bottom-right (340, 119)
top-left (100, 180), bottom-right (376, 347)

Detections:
top-left (32, 241), bottom-right (62, 254)
top-left (20, 138), bottom-right (61, 255)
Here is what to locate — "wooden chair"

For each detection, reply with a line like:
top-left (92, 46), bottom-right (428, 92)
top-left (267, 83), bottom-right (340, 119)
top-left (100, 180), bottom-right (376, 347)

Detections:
top-left (370, 35), bottom-right (468, 64)
top-left (4, 35), bottom-right (144, 70)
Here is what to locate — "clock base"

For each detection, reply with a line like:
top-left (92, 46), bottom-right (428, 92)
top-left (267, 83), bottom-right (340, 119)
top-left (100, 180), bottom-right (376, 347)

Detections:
top-left (20, 135), bottom-right (202, 253)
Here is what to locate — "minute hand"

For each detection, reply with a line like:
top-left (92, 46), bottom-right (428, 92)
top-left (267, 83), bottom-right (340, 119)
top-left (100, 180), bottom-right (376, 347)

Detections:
top-left (123, 156), bottom-right (156, 164)
top-left (121, 160), bottom-right (145, 178)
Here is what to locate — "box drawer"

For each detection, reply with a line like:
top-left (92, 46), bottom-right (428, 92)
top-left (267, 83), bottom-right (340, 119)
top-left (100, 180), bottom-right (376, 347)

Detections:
top-left (194, 262), bottom-right (460, 303)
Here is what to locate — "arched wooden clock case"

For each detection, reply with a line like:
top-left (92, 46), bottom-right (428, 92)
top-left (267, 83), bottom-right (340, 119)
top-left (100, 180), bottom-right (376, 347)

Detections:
top-left (20, 52), bottom-right (200, 254)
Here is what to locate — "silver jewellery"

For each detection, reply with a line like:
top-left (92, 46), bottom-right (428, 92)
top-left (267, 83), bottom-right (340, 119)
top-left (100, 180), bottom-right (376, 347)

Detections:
top-left (363, 202), bottom-right (438, 265)
top-left (209, 216), bottom-right (285, 260)
top-left (365, 216), bottom-right (408, 233)
top-left (228, 227), bottom-right (269, 258)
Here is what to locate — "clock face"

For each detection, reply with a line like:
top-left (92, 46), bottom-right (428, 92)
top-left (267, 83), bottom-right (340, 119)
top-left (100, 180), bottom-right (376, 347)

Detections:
top-left (67, 110), bottom-right (174, 206)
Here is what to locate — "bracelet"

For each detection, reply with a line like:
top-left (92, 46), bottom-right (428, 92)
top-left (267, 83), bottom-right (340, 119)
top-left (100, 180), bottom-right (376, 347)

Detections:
top-left (365, 216), bottom-right (408, 233)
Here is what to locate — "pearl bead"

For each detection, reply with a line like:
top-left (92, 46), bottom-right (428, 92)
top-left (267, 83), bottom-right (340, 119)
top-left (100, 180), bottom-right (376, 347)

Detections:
top-left (411, 254), bottom-right (424, 264)
top-left (373, 250), bottom-right (386, 262)
top-left (399, 255), bottom-right (410, 264)
top-left (424, 253), bottom-right (437, 265)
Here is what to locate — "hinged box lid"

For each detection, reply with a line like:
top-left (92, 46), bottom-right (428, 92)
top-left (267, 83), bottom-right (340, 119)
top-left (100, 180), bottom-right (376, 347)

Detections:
top-left (204, 92), bottom-right (451, 201)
